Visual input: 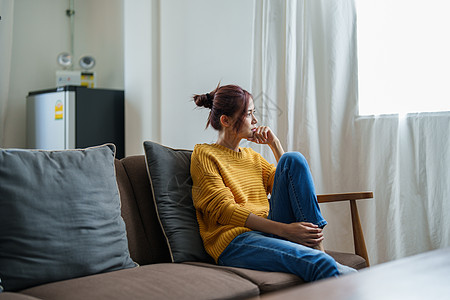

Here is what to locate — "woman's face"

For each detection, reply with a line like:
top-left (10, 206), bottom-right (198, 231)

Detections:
top-left (237, 97), bottom-right (258, 139)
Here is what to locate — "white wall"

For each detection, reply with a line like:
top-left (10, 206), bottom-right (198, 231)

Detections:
top-left (124, 0), bottom-right (161, 155)
top-left (159, 0), bottom-right (255, 150)
top-left (4, 0), bottom-right (123, 148)
top-left (124, 0), bottom-right (255, 155)
top-left (5, 0), bottom-right (254, 153)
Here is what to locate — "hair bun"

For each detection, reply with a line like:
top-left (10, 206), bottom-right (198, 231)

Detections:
top-left (193, 92), bottom-right (214, 109)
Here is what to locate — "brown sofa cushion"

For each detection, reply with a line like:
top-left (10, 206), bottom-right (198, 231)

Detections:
top-left (21, 264), bottom-right (259, 300)
top-left (0, 293), bottom-right (42, 300)
top-left (186, 251), bottom-right (366, 293)
top-left (115, 156), bottom-right (171, 265)
top-left (185, 262), bottom-right (304, 294)
top-left (326, 250), bottom-right (367, 270)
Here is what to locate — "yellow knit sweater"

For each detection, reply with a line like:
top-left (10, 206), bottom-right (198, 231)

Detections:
top-left (190, 143), bottom-right (276, 262)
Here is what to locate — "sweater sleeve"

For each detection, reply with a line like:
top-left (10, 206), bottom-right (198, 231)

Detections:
top-left (190, 149), bottom-right (252, 228)
top-left (256, 152), bottom-right (276, 194)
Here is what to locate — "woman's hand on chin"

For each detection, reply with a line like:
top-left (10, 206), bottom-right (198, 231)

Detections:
top-left (247, 126), bottom-right (278, 145)
top-left (247, 126), bottom-right (285, 162)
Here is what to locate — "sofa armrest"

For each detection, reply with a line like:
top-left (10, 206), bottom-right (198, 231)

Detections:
top-left (317, 192), bottom-right (373, 266)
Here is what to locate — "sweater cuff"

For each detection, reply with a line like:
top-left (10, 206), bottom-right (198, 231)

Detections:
top-left (229, 207), bottom-right (252, 227)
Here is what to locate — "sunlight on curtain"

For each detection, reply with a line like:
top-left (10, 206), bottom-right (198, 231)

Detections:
top-left (356, 113), bottom-right (450, 263)
top-left (356, 0), bottom-right (450, 115)
top-left (251, 0), bottom-right (362, 258)
top-left (0, 0), bottom-right (14, 147)
top-left (251, 0), bottom-right (450, 265)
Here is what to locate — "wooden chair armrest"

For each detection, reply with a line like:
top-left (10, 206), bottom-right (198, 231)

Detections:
top-left (317, 191), bottom-right (373, 266)
top-left (317, 192), bottom-right (373, 203)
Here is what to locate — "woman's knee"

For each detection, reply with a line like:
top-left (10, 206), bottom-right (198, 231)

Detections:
top-left (279, 152), bottom-right (309, 171)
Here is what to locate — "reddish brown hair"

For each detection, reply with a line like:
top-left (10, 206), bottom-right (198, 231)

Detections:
top-left (193, 84), bottom-right (252, 132)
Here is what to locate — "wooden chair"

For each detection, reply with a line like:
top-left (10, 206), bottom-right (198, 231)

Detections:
top-left (317, 192), bottom-right (373, 266)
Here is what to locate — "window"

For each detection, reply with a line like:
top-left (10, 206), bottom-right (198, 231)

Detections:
top-left (356, 0), bottom-right (450, 115)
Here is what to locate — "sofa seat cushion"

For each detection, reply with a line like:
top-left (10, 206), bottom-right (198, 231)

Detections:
top-left (0, 293), bottom-right (42, 300)
top-left (185, 262), bottom-right (304, 294)
top-left (186, 251), bottom-right (366, 294)
top-left (326, 251), bottom-right (367, 270)
top-left (20, 264), bottom-right (259, 300)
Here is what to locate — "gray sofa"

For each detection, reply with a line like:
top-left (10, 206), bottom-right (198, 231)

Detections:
top-left (0, 151), bottom-right (368, 300)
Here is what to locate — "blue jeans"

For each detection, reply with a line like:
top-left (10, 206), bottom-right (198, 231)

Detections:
top-left (218, 152), bottom-right (340, 282)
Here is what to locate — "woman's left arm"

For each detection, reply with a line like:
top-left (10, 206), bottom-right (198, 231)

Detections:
top-left (268, 138), bottom-right (284, 163)
top-left (248, 126), bottom-right (285, 162)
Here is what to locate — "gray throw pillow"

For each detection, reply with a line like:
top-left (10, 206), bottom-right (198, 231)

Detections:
top-left (0, 144), bottom-right (136, 291)
top-left (143, 141), bottom-right (213, 263)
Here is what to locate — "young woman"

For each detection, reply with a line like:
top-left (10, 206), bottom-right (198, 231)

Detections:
top-left (190, 84), bottom-right (355, 282)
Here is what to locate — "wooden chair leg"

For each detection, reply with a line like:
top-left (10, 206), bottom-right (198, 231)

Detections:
top-left (350, 199), bottom-right (370, 266)
top-left (318, 192), bottom-right (373, 267)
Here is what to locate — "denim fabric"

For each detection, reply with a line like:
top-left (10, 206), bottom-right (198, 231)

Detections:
top-left (218, 152), bottom-right (340, 282)
top-left (218, 231), bottom-right (338, 281)
top-left (269, 152), bottom-right (327, 228)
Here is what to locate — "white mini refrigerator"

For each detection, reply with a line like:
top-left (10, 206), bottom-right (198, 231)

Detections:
top-left (27, 86), bottom-right (125, 158)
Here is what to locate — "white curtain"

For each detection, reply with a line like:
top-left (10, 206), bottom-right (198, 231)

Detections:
top-left (251, 0), bottom-right (450, 265)
top-left (0, 0), bottom-right (14, 147)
